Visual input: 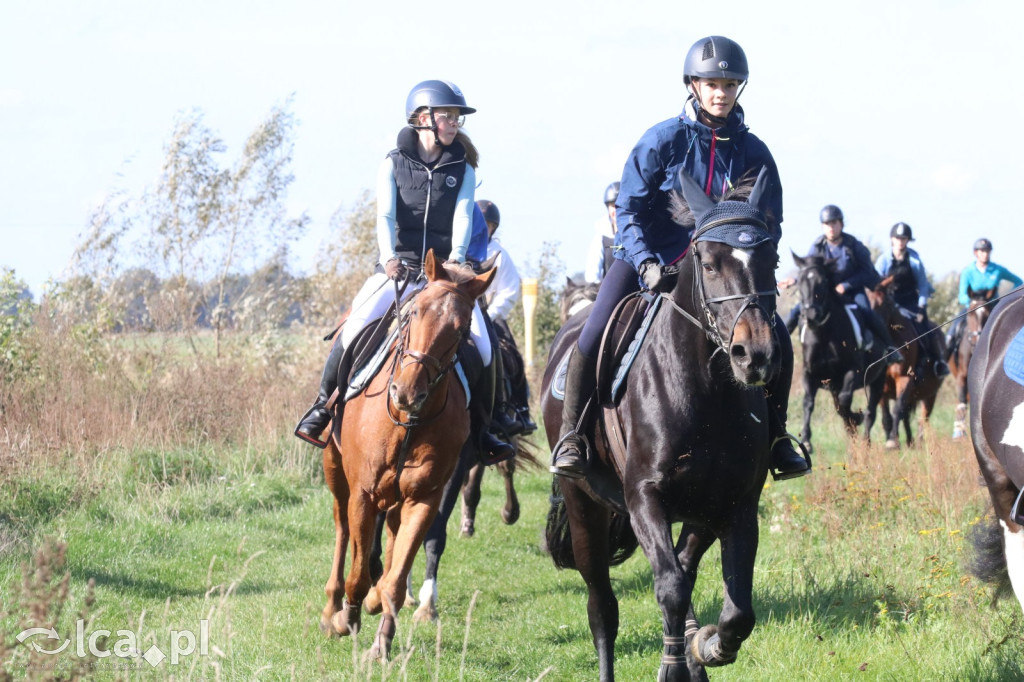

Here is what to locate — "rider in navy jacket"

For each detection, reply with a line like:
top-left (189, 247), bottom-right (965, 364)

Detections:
top-left (550, 36), bottom-right (809, 483)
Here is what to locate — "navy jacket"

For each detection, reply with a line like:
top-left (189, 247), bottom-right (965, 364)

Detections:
top-left (807, 233), bottom-right (880, 298)
top-left (614, 102), bottom-right (783, 271)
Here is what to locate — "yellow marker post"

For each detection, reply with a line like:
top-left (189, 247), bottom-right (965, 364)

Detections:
top-left (521, 278), bottom-right (538, 367)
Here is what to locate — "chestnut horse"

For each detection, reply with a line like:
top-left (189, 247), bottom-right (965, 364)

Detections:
top-left (967, 287), bottom-right (1024, 616)
top-left (866, 284), bottom-right (945, 450)
top-left (318, 250), bottom-right (494, 660)
top-left (950, 288), bottom-right (996, 439)
top-left (543, 169), bottom-right (781, 681)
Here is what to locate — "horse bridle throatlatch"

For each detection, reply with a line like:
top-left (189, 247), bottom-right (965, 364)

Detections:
top-left (663, 217), bottom-right (777, 356)
top-left (386, 279), bottom-right (473, 428)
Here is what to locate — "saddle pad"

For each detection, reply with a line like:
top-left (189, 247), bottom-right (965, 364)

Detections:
top-left (608, 294), bottom-right (662, 404)
top-left (844, 304), bottom-right (867, 350)
top-left (346, 327), bottom-right (471, 403)
top-left (550, 349), bottom-right (570, 401)
top-left (1003, 327), bottom-right (1024, 387)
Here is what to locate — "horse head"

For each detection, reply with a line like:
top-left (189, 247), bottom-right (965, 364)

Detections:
top-left (673, 166), bottom-right (781, 386)
top-left (967, 286), bottom-right (995, 334)
top-left (791, 252), bottom-right (839, 330)
top-left (388, 250), bottom-right (495, 417)
top-left (559, 276), bottom-right (599, 323)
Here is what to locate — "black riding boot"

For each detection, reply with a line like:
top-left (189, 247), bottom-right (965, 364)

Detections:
top-left (927, 330), bottom-right (951, 377)
top-left (549, 347), bottom-right (598, 479)
top-left (491, 334), bottom-right (525, 438)
top-left (511, 373), bottom-right (537, 436)
top-left (295, 338), bottom-right (346, 448)
top-left (767, 321), bottom-right (811, 480)
top-left (472, 357), bottom-right (515, 466)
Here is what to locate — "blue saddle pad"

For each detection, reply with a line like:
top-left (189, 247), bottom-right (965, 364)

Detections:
top-left (1004, 327), bottom-right (1024, 387)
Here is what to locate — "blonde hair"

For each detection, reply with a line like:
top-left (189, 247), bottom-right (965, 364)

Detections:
top-left (457, 131), bottom-right (479, 169)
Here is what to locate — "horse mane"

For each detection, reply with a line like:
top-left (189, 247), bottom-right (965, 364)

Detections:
top-left (667, 170), bottom-right (777, 233)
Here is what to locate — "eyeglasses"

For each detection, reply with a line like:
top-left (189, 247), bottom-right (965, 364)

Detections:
top-left (432, 111), bottom-right (466, 128)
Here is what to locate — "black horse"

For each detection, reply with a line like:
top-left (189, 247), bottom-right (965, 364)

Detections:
top-left (790, 254), bottom-right (885, 452)
top-left (967, 287), bottom-right (1024, 617)
top-left (542, 169), bottom-right (781, 681)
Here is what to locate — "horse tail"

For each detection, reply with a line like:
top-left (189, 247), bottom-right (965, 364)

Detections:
top-left (967, 511), bottom-right (1014, 604)
top-left (544, 478), bottom-right (639, 570)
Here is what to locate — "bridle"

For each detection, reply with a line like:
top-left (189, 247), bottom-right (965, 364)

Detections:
top-left (662, 218), bottom-right (777, 355)
top-left (386, 279), bottom-right (473, 427)
top-left (795, 264), bottom-right (833, 330)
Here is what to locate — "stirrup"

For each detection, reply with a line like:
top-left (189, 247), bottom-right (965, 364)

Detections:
top-left (768, 433), bottom-right (811, 481)
top-left (549, 431), bottom-right (588, 480)
top-left (294, 404), bottom-right (331, 449)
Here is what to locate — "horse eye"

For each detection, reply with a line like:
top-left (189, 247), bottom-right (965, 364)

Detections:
top-left (702, 263), bottom-right (715, 274)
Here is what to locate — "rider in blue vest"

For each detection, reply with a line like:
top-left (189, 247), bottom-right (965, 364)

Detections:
top-left (781, 205), bottom-right (904, 365)
top-left (294, 80), bottom-right (515, 462)
top-left (874, 222), bottom-right (949, 377)
top-left (549, 36), bottom-right (810, 482)
top-left (946, 238), bottom-right (1023, 350)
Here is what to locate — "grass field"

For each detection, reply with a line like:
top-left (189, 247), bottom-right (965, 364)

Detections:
top-left (2, 378), bottom-right (1023, 681)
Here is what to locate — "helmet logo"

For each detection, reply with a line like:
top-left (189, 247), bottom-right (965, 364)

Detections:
top-left (450, 84), bottom-right (463, 96)
top-left (718, 60), bottom-right (729, 70)
top-left (445, 176), bottom-right (457, 188)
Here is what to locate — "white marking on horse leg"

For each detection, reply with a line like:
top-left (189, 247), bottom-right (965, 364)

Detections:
top-left (1000, 521), bottom-right (1024, 617)
top-left (418, 578), bottom-right (438, 606)
top-left (999, 401), bottom-right (1024, 454)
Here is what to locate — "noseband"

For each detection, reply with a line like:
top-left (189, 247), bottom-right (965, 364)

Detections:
top-left (387, 280), bottom-right (473, 426)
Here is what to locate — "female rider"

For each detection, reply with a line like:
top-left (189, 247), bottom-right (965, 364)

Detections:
top-left (295, 80), bottom-right (514, 463)
top-left (550, 36), bottom-right (810, 481)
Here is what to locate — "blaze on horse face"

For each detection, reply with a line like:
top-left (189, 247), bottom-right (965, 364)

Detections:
top-left (388, 251), bottom-right (494, 416)
top-left (675, 166), bottom-right (782, 386)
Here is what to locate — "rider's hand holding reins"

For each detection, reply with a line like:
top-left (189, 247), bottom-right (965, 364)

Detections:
top-left (385, 257), bottom-right (407, 281)
top-left (639, 259), bottom-right (678, 293)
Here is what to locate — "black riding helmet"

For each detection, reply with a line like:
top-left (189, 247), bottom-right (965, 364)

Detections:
top-left (974, 237), bottom-right (993, 251)
top-left (604, 182), bottom-right (620, 206)
top-left (683, 36), bottom-right (749, 126)
top-left (476, 199), bottom-right (500, 228)
top-left (406, 79), bottom-right (475, 146)
top-left (890, 222), bottom-right (914, 240)
top-left (819, 205), bottom-right (844, 224)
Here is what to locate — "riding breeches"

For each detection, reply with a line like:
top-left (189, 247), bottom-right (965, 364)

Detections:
top-left (341, 272), bottom-right (491, 365)
top-left (576, 258), bottom-right (641, 357)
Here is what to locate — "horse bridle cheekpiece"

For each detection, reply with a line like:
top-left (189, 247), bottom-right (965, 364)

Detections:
top-left (387, 279), bottom-right (472, 426)
top-left (676, 167), bottom-right (778, 352)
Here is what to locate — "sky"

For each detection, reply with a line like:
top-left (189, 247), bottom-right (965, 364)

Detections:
top-left (2, 0), bottom-right (1022, 300)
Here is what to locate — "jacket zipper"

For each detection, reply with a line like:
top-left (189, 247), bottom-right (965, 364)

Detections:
top-left (705, 132), bottom-right (717, 196)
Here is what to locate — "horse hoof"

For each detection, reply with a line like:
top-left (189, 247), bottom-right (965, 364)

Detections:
top-left (501, 504), bottom-right (520, 525)
top-left (801, 441), bottom-right (814, 456)
top-left (413, 603), bottom-right (438, 624)
top-left (319, 617), bottom-right (338, 638)
top-left (460, 519), bottom-right (475, 538)
top-left (330, 605), bottom-right (359, 637)
top-left (690, 625), bottom-right (737, 668)
top-left (885, 439), bottom-right (899, 451)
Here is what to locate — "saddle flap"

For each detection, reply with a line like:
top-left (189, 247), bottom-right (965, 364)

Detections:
top-left (597, 292), bottom-right (662, 406)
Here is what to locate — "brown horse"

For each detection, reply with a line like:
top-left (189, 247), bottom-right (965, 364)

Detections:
top-left (950, 288), bottom-right (996, 439)
top-left (867, 283), bottom-right (945, 450)
top-left (318, 250), bottom-right (494, 660)
top-left (967, 288), bottom-right (1024, 616)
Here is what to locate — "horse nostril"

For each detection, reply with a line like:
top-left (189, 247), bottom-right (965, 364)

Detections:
top-left (730, 344), bottom-right (748, 362)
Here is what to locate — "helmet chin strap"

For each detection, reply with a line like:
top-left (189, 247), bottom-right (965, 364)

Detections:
top-left (410, 108), bottom-right (444, 147)
top-left (688, 82), bottom-right (747, 127)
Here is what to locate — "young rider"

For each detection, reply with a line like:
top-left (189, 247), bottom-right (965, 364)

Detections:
top-left (294, 80), bottom-right (514, 463)
top-left (946, 238), bottom-right (1023, 350)
top-left (550, 36), bottom-right (810, 481)
top-left (874, 222), bottom-right (949, 376)
top-left (584, 182), bottom-right (620, 284)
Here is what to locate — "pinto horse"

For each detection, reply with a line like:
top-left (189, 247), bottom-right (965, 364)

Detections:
top-left (542, 169), bottom-right (782, 681)
top-left (866, 284), bottom-right (945, 450)
top-left (950, 287), bottom-right (996, 439)
top-left (318, 250), bottom-right (494, 660)
top-left (967, 288), bottom-right (1024, 616)
top-left (791, 254), bottom-right (885, 453)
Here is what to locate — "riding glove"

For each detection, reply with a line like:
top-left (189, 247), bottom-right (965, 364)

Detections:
top-left (639, 259), bottom-right (678, 293)
top-left (384, 257), bottom-right (407, 281)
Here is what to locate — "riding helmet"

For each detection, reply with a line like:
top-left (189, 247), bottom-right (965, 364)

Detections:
top-left (683, 36), bottom-right (749, 85)
top-left (819, 204), bottom-right (844, 224)
top-left (974, 237), bottom-right (993, 251)
top-left (476, 200), bottom-right (500, 227)
top-left (604, 182), bottom-right (620, 205)
top-left (890, 222), bottom-right (914, 240)
top-left (405, 80), bottom-right (476, 122)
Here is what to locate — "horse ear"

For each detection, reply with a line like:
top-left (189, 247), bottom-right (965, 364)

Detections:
top-left (747, 166), bottom-right (773, 213)
top-left (465, 265), bottom-right (497, 300)
top-left (678, 166), bottom-right (715, 218)
top-left (424, 249), bottom-right (446, 282)
top-left (791, 250), bottom-right (806, 268)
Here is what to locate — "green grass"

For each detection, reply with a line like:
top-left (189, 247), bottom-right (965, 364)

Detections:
top-left (1, 385), bottom-right (1023, 680)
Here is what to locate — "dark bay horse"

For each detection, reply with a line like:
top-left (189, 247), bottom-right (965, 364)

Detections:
top-left (791, 254), bottom-right (885, 452)
top-left (318, 250), bottom-right (495, 660)
top-left (559, 276), bottom-right (600, 324)
top-left (866, 285), bottom-right (945, 450)
top-left (967, 288), bottom-right (1024, 616)
top-left (542, 169), bottom-right (781, 681)
top-left (950, 287), bottom-right (996, 439)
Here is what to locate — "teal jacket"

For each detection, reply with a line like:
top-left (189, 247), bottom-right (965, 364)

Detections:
top-left (958, 261), bottom-right (1022, 304)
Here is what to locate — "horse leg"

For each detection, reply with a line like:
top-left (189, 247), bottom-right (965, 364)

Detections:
top-left (835, 371), bottom-right (860, 435)
top-left (334, 491), bottom-right (377, 637)
top-left (414, 449), bottom-right (469, 623)
top-left (562, 479), bottom-right (619, 682)
top-left (880, 395), bottom-right (896, 448)
top-left (499, 458), bottom-right (520, 525)
top-left (460, 461), bottom-right (484, 537)
top-left (368, 497), bottom-right (442, 661)
top-left (674, 525), bottom-right (716, 682)
top-left (320, 443), bottom-right (351, 636)
top-left (800, 377), bottom-right (816, 454)
top-left (862, 376), bottom-right (883, 445)
top-left (954, 374), bottom-right (969, 439)
top-left (365, 507), bottom-right (398, 616)
top-left (629, 485), bottom-right (698, 682)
